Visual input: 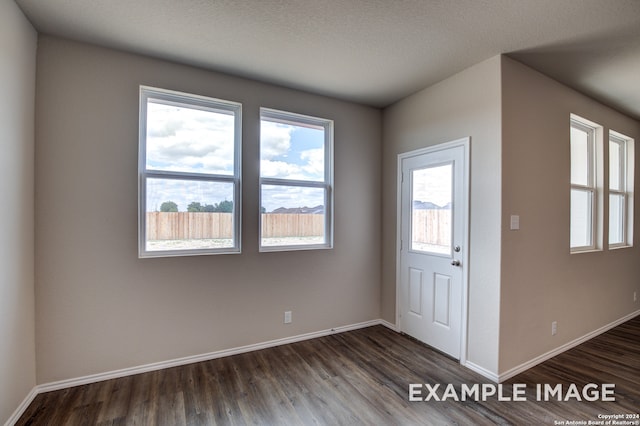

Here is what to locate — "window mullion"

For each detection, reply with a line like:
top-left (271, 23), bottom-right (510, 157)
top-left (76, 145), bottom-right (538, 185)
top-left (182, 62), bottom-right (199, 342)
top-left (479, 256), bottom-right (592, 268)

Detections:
top-left (571, 183), bottom-right (594, 192)
top-left (260, 177), bottom-right (328, 189)
top-left (145, 170), bottom-right (237, 183)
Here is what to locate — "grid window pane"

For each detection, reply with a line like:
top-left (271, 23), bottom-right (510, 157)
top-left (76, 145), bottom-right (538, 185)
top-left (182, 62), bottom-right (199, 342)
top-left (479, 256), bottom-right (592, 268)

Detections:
top-left (145, 178), bottom-right (235, 252)
top-left (261, 185), bottom-right (326, 247)
top-left (609, 139), bottom-right (623, 191)
top-left (609, 193), bottom-right (625, 245)
top-left (146, 101), bottom-right (236, 175)
top-left (260, 119), bottom-right (325, 182)
top-left (570, 189), bottom-right (592, 248)
top-left (570, 126), bottom-right (589, 186)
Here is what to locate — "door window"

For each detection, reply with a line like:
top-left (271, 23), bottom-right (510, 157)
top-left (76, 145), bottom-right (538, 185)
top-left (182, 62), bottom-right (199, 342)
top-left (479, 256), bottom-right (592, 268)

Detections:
top-left (410, 163), bottom-right (453, 255)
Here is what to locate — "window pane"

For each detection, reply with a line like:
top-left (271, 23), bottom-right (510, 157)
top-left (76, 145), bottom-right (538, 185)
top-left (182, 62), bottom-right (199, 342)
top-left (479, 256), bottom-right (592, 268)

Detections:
top-left (145, 178), bottom-right (235, 251)
top-left (411, 164), bottom-right (452, 255)
top-left (261, 185), bottom-right (325, 247)
top-left (570, 126), bottom-right (589, 186)
top-left (146, 100), bottom-right (236, 175)
top-left (609, 139), bottom-right (623, 191)
top-left (570, 189), bottom-right (592, 248)
top-left (609, 193), bottom-right (625, 245)
top-left (260, 119), bottom-right (325, 182)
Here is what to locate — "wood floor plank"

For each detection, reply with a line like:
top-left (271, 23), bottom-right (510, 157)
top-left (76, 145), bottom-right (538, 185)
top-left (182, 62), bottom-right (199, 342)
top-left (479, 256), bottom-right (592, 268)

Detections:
top-left (16, 315), bottom-right (640, 425)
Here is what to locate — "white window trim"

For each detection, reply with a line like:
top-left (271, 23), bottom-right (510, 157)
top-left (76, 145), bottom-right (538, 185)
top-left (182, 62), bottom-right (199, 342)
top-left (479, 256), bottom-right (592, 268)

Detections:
top-left (259, 108), bottom-right (334, 252)
top-left (138, 86), bottom-right (242, 258)
top-left (570, 114), bottom-right (603, 253)
top-left (608, 130), bottom-right (634, 249)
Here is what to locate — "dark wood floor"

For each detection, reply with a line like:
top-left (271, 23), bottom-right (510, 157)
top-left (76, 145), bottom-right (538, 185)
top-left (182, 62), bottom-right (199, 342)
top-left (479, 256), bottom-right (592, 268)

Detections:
top-left (17, 315), bottom-right (640, 425)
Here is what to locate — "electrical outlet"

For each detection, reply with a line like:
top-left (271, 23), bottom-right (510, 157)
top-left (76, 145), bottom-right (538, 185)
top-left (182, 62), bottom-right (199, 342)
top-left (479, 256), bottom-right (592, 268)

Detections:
top-left (510, 215), bottom-right (520, 230)
top-left (551, 321), bottom-right (557, 336)
top-left (634, 291), bottom-right (637, 302)
top-left (284, 311), bottom-right (292, 324)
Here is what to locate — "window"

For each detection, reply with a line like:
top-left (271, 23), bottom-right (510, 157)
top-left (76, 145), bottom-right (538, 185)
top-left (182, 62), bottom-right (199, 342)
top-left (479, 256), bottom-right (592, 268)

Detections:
top-left (259, 108), bottom-right (333, 251)
top-left (570, 115), bottom-right (603, 252)
top-left (609, 130), bottom-right (634, 248)
top-left (139, 87), bottom-right (241, 257)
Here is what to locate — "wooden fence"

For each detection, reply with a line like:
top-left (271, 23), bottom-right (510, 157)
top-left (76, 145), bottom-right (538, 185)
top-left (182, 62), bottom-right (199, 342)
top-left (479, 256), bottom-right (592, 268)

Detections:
top-left (412, 209), bottom-right (451, 246)
top-left (147, 212), bottom-right (233, 240)
top-left (147, 210), bottom-right (449, 242)
top-left (146, 212), bottom-right (325, 240)
top-left (262, 214), bottom-right (324, 238)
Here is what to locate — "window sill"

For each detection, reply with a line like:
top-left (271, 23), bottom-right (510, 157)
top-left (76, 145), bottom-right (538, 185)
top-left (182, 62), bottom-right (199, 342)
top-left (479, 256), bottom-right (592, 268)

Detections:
top-left (608, 244), bottom-right (633, 251)
top-left (570, 247), bottom-right (603, 255)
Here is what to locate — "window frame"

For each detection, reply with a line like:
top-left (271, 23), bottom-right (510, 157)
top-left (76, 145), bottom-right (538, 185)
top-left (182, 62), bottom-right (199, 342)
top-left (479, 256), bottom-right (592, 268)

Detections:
top-left (570, 114), bottom-right (603, 253)
top-left (608, 130), bottom-right (634, 249)
top-left (138, 86), bottom-right (242, 258)
top-left (259, 108), bottom-right (334, 252)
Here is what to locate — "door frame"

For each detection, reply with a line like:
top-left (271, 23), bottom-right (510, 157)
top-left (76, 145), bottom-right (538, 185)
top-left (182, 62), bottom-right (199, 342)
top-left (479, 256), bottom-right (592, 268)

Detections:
top-left (395, 137), bottom-right (470, 365)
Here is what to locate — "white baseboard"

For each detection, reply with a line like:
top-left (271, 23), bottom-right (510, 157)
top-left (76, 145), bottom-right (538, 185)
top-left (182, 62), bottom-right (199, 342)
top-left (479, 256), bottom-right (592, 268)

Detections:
top-left (463, 360), bottom-right (500, 383)
top-left (379, 318), bottom-right (399, 331)
top-left (4, 387), bottom-right (38, 426)
top-left (497, 309), bottom-right (640, 383)
top-left (34, 319), bottom-right (384, 395)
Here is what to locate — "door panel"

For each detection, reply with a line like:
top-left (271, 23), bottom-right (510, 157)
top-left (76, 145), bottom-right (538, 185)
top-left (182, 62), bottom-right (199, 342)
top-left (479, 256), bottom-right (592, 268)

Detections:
top-left (399, 142), bottom-right (467, 359)
top-left (433, 273), bottom-right (451, 327)
top-left (408, 268), bottom-right (424, 316)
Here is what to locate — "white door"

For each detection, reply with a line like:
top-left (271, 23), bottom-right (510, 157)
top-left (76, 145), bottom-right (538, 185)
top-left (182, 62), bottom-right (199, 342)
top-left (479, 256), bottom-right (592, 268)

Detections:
top-left (398, 140), bottom-right (468, 359)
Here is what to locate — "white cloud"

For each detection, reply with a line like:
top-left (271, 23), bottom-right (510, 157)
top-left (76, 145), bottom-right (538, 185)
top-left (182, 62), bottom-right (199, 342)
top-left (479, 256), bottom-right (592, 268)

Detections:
top-left (300, 148), bottom-right (324, 179)
top-left (259, 120), bottom-right (325, 181)
top-left (260, 148), bottom-right (324, 181)
top-left (412, 164), bottom-right (452, 207)
top-left (146, 102), bottom-right (236, 175)
top-left (261, 185), bottom-right (325, 212)
top-left (260, 121), bottom-right (292, 160)
top-left (260, 159), bottom-right (306, 180)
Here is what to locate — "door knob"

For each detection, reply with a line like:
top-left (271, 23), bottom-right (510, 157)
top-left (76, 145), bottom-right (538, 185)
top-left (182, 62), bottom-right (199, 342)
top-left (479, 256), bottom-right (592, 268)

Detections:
top-left (451, 260), bottom-right (461, 266)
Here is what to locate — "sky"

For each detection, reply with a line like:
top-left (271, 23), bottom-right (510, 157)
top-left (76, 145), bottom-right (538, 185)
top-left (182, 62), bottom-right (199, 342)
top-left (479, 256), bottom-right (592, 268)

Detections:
top-left (412, 163), bottom-right (452, 208)
top-left (260, 119), bottom-right (326, 212)
top-left (144, 101), bottom-right (327, 213)
top-left (146, 101), bottom-right (235, 175)
top-left (260, 120), bottom-right (324, 182)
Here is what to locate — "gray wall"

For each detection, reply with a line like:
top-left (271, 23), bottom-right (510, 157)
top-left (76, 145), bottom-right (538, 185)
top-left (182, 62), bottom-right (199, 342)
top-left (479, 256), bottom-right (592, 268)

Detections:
top-left (381, 54), bottom-right (640, 379)
top-left (499, 56), bottom-right (640, 374)
top-left (35, 36), bottom-right (382, 383)
top-left (382, 57), bottom-right (503, 375)
top-left (0, 1), bottom-right (37, 423)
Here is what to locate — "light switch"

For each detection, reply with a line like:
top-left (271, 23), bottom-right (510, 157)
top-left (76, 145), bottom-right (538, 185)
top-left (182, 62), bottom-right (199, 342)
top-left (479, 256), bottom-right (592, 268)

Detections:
top-left (510, 215), bottom-right (520, 230)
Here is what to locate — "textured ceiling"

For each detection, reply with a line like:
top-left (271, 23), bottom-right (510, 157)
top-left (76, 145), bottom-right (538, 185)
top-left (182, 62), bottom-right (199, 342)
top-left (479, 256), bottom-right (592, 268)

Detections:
top-left (15, 0), bottom-right (640, 118)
